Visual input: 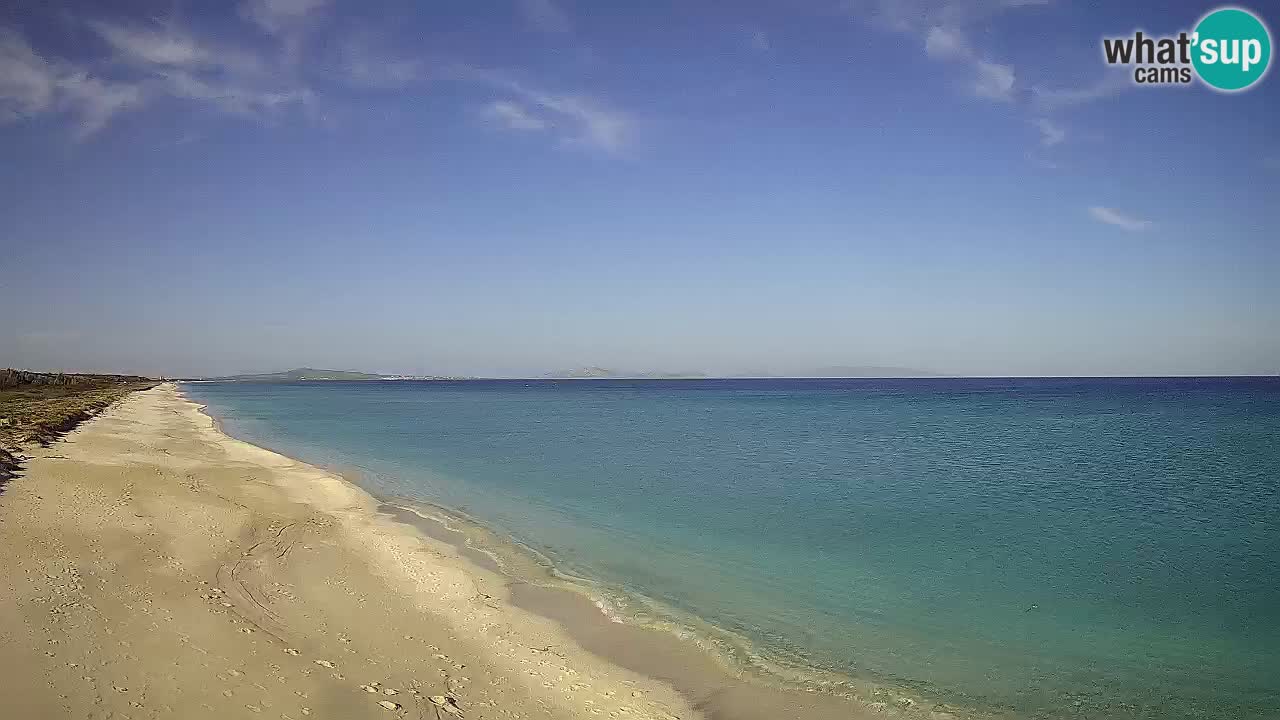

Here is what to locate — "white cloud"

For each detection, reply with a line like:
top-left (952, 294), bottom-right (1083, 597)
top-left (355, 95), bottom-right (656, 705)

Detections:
top-left (1088, 206), bottom-right (1152, 232)
top-left (56, 72), bottom-right (144, 139)
top-left (1033, 70), bottom-right (1130, 111)
top-left (343, 56), bottom-right (421, 90)
top-left (519, 0), bottom-right (572, 35)
top-left (90, 20), bottom-right (265, 76)
top-left (84, 16), bottom-right (316, 125)
top-left (0, 29), bottom-right (56, 119)
top-left (159, 69), bottom-right (312, 118)
top-left (0, 29), bottom-right (142, 138)
top-left (520, 87), bottom-right (629, 151)
top-left (747, 28), bottom-right (770, 53)
top-left (924, 26), bottom-right (969, 60)
top-left (920, 25), bottom-right (1015, 101)
top-left (241, 0), bottom-right (330, 35)
top-left (973, 59), bottom-right (1015, 101)
top-left (339, 37), bottom-right (423, 90)
top-left (91, 22), bottom-right (206, 67)
top-left (850, 3), bottom-right (1043, 103)
top-left (1035, 118), bottom-right (1064, 146)
top-left (852, 0), bottom-right (1049, 34)
top-left (240, 0), bottom-right (330, 67)
top-left (484, 99), bottom-right (546, 130)
top-left (468, 70), bottom-right (632, 152)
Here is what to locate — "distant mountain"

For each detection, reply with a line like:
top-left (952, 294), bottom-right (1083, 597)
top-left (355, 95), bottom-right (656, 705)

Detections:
top-left (544, 367), bottom-right (708, 379)
top-left (803, 365), bottom-right (943, 378)
top-left (542, 366), bottom-right (940, 379)
top-left (207, 367), bottom-right (384, 382)
top-left (545, 366), bottom-right (616, 379)
top-left (207, 366), bottom-right (941, 382)
top-left (632, 370), bottom-right (707, 379)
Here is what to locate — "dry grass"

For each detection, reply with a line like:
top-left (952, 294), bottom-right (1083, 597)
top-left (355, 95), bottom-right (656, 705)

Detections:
top-left (1, 371), bottom-right (157, 486)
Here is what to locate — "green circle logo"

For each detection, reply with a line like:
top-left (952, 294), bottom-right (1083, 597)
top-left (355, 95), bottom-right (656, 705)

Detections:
top-left (1192, 7), bottom-right (1272, 91)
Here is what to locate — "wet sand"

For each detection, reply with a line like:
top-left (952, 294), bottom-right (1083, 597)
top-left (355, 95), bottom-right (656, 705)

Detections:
top-left (382, 505), bottom-right (966, 720)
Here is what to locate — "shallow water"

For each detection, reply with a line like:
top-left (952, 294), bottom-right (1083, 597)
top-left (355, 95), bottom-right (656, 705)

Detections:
top-left (183, 378), bottom-right (1280, 719)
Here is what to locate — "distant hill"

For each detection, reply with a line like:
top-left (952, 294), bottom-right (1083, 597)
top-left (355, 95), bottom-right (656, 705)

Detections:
top-left (205, 366), bottom-right (941, 382)
top-left (545, 366), bottom-right (616, 379)
top-left (207, 368), bottom-right (384, 382)
top-left (545, 367), bottom-right (708, 379)
top-left (803, 365), bottom-right (943, 378)
top-left (542, 366), bottom-right (940, 379)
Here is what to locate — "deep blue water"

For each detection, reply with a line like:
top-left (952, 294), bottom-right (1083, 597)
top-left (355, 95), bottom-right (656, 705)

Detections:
top-left (182, 378), bottom-right (1280, 719)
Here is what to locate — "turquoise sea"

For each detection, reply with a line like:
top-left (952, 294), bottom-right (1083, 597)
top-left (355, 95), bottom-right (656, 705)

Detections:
top-left (182, 378), bottom-right (1280, 719)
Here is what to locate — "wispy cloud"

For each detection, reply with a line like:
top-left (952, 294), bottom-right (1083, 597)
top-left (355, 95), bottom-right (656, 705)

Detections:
top-left (89, 20), bottom-right (265, 77)
top-left (1033, 70), bottom-right (1131, 111)
top-left (850, 1), bottom-right (1126, 163)
top-left (519, 0), bottom-right (572, 35)
top-left (873, 11), bottom-right (1023, 102)
top-left (57, 72), bottom-right (144, 139)
top-left (4, 0), bottom-right (337, 140)
top-left (1035, 118), bottom-right (1064, 146)
top-left (852, 0), bottom-right (1049, 31)
top-left (88, 17), bottom-right (312, 123)
top-left (91, 21), bottom-right (207, 67)
top-left (973, 59), bottom-right (1015, 101)
top-left (0, 29), bottom-right (143, 139)
top-left (746, 27), bottom-right (770, 53)
top-left (1088, 206), bottom-right (1152, 232)
top-left (484, 99), bottom-right (546, 130)
top-left (240, 0), bottom-right (331, 67)
top-left (0, 29), bottom-right (56, 120)
top-left (159, 69), bottom-right (313, 119)
top-left (338, 36), bottom-right (424, 90)
top-left (240, 0), bottom-right (331, 36)
top-left (468, 69), bottom-right (632, 152)
top-left (920, 24), bottom-right (1017, 101)
top-left (923, 25), bottom-right (967, 60)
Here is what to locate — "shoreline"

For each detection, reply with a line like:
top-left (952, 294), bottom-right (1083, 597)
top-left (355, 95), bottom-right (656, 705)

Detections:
top-left (377, 501), bottom-right (974, 720)
top-left (185, 385), bottom-right (983, 720)
top-left (0, 384), bottom-right (702, 719)
top-left (179, 385), bottom-right (718, 719)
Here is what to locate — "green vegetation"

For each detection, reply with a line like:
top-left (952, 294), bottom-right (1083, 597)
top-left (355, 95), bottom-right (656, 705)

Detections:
top-left (0, 370), bottom-right (156, 486)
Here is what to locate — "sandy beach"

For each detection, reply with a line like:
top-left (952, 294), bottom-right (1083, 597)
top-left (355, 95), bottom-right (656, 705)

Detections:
top-left (0, 384), bottom-right (699, 720)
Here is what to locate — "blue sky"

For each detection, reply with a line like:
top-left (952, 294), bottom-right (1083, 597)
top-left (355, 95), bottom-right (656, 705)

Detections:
top-left (1, 0), bottom-right (1277, 377)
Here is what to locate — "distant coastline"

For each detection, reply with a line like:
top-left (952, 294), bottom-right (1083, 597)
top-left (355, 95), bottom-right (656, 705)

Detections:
top-left (199, 366), bottom-right (948, 382)
top-left (202, 367), bottom-right (475, 382)
top-left (195, 367), bottom-right (1278, 382)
